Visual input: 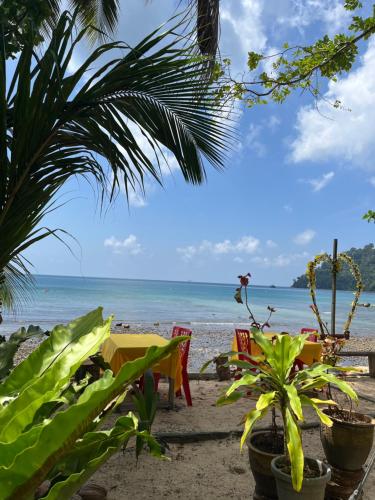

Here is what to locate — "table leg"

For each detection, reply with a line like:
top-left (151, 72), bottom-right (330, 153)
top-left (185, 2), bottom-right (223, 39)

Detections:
top-left (168, 377), bottom-right (175, 409)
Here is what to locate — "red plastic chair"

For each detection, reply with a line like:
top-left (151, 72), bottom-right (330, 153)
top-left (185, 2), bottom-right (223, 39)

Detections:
top-left (234, 329), bottom-right (258, 378)
top-left (171, 326), bottom-right (192, 406)
top-left (301, 328), bottom-right (319, 342)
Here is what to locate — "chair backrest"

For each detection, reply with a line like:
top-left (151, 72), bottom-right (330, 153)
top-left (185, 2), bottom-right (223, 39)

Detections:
top-left (301, 328), bottom-right (319, 342)
top-left (171, 326), bottom-right (192, 368)
top-left (235, 329), bottom-right (251, 361)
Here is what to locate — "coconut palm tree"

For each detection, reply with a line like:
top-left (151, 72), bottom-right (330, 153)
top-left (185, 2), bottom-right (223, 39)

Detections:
top-left (0, 10), bottom-right (231, 319)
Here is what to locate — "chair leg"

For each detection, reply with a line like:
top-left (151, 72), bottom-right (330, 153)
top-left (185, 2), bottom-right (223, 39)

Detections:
top-left (182, 370), bottom-right (192, 406)
top-left (153, 373), bottom-right (161, 391)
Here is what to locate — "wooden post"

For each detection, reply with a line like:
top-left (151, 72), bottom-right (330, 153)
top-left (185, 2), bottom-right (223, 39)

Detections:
top-left (331, 239), bottom-right (338, 337)
top-left (368, 354), bottom-right (375, 378)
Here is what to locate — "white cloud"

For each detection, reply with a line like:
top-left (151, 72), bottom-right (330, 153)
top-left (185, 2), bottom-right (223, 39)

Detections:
top-left (266, 239), bottom-right (278, 248)
top-left (277, 1), bottom-right (350, 35)
top-left (290, 39), bottom-right (375, 169)
top-left (128, 190), bottom-right (147, 208)
top-left (177, 236), bottom-right (260, 262)
top-left (246, 124), bottom-right (266, 157)
top-left (104, 235), bottom-right (142, 255)
top-left (293, 229), bottom-right (316, 245)
top-left (221, 0), bottom-right (266, 52)
top-left (251, 251), bottom-right (309, 268)
top-left (301, 171), bottom-right (335, 192)
top-left (268, 115), bottom-right (281, 131)
top-left (369, 177), bottom-right (375, 187)
top-left (234, 256), bottom-right (244, 263)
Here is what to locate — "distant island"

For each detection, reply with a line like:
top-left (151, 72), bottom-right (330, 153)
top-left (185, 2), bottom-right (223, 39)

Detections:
top-left (292, 244), bottom-right (375, 292)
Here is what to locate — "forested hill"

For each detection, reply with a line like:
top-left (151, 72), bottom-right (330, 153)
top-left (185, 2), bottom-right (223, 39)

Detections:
top-left (291, 244), bottom-right (375, 292)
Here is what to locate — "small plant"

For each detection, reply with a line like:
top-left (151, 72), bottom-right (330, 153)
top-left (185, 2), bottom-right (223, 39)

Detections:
top-left (234, 273), bottom-right (276, 330)
top-left (131, 370), bottom-right (160, 458)
top-left (217, 329), bottom-right (357, 492)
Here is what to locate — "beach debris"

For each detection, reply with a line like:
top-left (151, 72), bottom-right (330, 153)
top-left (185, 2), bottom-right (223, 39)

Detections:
top-left (78, 482), bottom-right (107, 500)
top-left (35, 480), bottom-right (51, 498)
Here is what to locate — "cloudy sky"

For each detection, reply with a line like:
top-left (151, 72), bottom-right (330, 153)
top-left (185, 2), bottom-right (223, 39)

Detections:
top-left (24, 0), bottom-right (375, 286)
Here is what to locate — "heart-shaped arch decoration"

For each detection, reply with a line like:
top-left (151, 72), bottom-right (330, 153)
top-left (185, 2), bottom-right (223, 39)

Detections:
top-left (306, 252), bottom-right (363, 338)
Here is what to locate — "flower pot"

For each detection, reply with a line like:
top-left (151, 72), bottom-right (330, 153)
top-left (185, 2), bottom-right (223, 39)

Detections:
top-left (271, 456), bottom-right (331, 500)
top-left (247, 431), bottom-right (283, 499)
top-left (320, 409), bottom-right (375, 471)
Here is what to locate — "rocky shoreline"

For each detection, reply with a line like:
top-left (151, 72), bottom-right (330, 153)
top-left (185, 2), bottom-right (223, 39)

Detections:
top-left (12, 322), bottom-right (375, 372)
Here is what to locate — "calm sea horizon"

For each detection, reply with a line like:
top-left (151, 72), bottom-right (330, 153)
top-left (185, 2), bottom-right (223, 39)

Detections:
top-left (0, 274), bottom-right (374, 338)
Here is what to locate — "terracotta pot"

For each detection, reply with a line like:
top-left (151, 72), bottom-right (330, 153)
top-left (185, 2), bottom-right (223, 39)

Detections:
top-left (271, 456), bottom-right (331, 500)
top-left (247, 431), bottom-right (283, 499)
top-left (320, 409), bottom-right (375, 471)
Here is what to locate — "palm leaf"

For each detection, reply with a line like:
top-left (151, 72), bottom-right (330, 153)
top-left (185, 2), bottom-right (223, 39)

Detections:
top-left (0, 11), bottom-right (232, 312)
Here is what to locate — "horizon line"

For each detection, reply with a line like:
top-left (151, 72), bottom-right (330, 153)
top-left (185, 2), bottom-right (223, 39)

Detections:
top-left (33, 273), bottom-right (289, 288)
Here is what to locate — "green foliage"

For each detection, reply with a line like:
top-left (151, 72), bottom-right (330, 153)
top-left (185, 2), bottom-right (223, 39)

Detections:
top-left (217, 329), bottom-right (357, 492)
top-left (0, 0), bottom-right (120, 59)
top-left (131, 369), bottom-right (159, 458)
top-left (0, 10), bottom-right (232, 313)
top-left (0, 324), bottom-right (45, 381)
top-left (292, 244), bottom-right (375, 291)
top-left (0, 309), bottom-right (184, 498)
top-left (363, 210), bottom-right (375, 223)
top-left (212, 2), bottom-right (375, 107)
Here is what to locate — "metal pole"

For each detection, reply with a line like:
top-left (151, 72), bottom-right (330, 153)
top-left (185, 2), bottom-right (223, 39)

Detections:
top-left (331, 238), bottom-right (338, 337)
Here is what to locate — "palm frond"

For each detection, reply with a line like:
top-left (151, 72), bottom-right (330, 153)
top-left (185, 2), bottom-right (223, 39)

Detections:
top-left (0, 11), bottom-right (232, 312)
top-left (69, 0), bottom-right (120, 40)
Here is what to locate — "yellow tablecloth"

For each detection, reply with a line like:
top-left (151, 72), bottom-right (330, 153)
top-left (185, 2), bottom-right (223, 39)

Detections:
top-left (102, 334), bottom-right (183, 391)
top-left (232, 332), bottom-right (322, 366)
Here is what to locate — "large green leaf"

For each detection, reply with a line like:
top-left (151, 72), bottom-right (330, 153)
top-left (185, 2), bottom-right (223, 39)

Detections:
top-left (0, 308), bottom-right (106, 398)
top-left (285, 383), bottom-right (303, 421)
top-left (299, 395), bottom-right (335, 426)
top-left (0, 309), bottom-right (111, 442)
top-left (0, 336), bottom-right (184, 499)
top-left (225, 372), bottom-right (260, 397)
top-left (285, 407), bottom-right (304, 492)
top-left (43, 414), bottom-right (158, 500)
top-left (240, 407), bottom-right (268, 449)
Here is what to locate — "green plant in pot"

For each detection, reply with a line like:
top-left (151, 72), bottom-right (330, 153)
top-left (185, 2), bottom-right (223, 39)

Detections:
top-left (217, 329), bottom-right (358, 499)
top-left (306, 253), bottom-right (375, 472)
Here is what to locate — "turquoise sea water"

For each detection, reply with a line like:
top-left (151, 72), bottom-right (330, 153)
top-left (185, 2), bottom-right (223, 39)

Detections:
top-left (1, 274), bottom-right (374, 337)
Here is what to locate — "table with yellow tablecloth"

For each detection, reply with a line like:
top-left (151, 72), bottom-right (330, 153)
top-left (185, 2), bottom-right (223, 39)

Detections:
top-left (101, 334), bottom-right (183, 400)
top-left (232, 332), bottom-right (322, 365)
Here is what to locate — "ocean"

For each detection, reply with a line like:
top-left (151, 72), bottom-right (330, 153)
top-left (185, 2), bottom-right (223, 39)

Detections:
top-left (1, 274), bottom-right (374, 337)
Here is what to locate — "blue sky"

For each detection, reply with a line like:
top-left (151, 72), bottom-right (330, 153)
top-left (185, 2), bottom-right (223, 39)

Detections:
top-left (24, 0), bottom-right (375, 286)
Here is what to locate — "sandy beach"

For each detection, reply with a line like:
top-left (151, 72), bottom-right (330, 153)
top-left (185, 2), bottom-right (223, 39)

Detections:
top-left (81, 377), bottom-right (375, 499)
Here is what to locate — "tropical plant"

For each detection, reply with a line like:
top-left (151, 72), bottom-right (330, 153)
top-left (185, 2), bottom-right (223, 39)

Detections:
top-left (0, 10), bottom-right (231, 317)
top-left (0, 307), bottom-right (185, 498)
top-left (234, 273), bottom-right (276, 330)
top-left (1, 0), bottom-right (219, 59)
top-left (0, 324), bottom-right (46, 380)
top-left (216, 329), bottom-right (357, 492)
top-left (131, 369), bottom-right (160, 458)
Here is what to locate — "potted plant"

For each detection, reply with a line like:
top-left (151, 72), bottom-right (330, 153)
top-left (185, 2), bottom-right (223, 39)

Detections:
top-left (216, 329), bottom-right (358, 499)
top-left (306, 253), bottom-right (375, 471)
